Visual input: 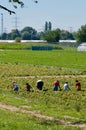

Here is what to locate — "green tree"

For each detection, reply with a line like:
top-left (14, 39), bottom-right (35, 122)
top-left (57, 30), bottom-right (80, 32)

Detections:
top-left (76, 24), bottom-right (86, 42)
top-left (21, 26), bottom-right (37, 40)
top-left (72, 31), bottom-right (77, 40)
top-left (6, 33), bottom-right (12, 40)
top-left (7, 29), bottom-right (21, 40)
top-left (45, 21), bottom-right (48, 31)
top-left (44, 29), bottom-right (60, 43)
top-left (60, 30), bottom-right (74, 40)
top-left (37, 31), bottom-right (45, 40)
top-left (21, 31), bottom-right (31, 40)
top-left (49, 21), bottom-right (52, 31)
top-left (1, 33), bottom-right (7, 40)
top-left (44, 21), bottom-right (52, 31)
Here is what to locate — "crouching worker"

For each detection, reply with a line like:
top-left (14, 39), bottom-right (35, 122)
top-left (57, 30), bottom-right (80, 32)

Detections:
top-left (36, 80), bottom-right (44, 90)
top-left (63, 82), bottom-right (70, 90)
top-left (75, 80), bottom-right (81, 91)
top-left (53, 80), bottom-right (61, 91)
top-left (12, 82), bottom-right (19, 92)
top-left (25, 83), bottom-right (32, 92)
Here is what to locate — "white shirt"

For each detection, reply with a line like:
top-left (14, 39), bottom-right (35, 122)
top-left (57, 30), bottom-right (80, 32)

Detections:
top-left (63, 83), bottom-right (68, 90)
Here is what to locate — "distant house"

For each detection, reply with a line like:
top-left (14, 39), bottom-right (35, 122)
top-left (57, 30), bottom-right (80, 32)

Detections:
top-left (77, 43), bottom-right (86, 51)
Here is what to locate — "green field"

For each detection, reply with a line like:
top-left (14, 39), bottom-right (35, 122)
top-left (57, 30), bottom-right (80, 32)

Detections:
top-left (0, 43), bottom-right (86, 130)
top-left (0, 49), bottom-right (86, 68)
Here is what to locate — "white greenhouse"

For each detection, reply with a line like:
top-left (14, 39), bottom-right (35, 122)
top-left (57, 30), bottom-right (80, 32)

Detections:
top-left (77, 43), bottom-right (86, 51)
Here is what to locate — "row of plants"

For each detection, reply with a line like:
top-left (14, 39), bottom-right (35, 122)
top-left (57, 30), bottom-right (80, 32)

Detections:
top-left (0, 42), bottom-right (63, 50)
top-left (0, 63), bottom-right (84, 77)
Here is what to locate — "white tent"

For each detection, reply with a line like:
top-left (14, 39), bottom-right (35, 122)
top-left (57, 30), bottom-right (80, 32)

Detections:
top-left (77, 43), bottom-right (86, 51)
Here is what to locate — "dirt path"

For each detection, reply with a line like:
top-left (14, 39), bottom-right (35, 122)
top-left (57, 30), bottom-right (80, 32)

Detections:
top-left (12, 75), bottom-right (86, 79)
top-left (0, 102), bottom-right (86, 129)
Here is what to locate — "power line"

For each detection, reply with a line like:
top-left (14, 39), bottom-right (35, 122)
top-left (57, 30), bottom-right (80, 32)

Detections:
top-left (12, 15), bottom-right (20, 30)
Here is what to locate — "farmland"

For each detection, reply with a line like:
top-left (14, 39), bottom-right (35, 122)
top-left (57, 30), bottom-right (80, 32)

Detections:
top-left (0, 43), bottom-right (86, 130)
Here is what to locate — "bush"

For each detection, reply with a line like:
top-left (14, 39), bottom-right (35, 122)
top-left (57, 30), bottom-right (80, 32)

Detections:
top-left (15, 37), bottom-right (21, 43)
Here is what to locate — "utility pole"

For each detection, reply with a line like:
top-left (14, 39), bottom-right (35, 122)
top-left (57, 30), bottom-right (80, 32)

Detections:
top-left (12, 15), bottom-right (19, 30)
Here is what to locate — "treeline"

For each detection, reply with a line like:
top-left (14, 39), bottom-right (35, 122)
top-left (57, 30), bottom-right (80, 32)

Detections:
top-left (0, 26), bottom-right (75, 41)
top-left (0, 27), bottom-right (38, 40)
top-left (1, 24), bottom-right (86, 43)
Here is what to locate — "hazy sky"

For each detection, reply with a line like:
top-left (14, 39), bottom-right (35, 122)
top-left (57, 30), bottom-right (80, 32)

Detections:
top-left (0, 0), bottom-right (86, 33)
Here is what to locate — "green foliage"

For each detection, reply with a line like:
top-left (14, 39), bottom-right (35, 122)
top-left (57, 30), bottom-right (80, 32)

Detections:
top-left (0, 26), bottom-right (76, 41)
top-left (76, 24), bottom-right (86, 42)
top-left (21, 26), bottom-right (37, 40)
top-left (7, 29), bottom-right (21, 40)
top-left (44, 21), bottom-right (52, 31)
top-left (0, 27), bottom-right (38, 40)
top-left (45, 21), bottom-right (48, 31)
top-left (49, 21), bottom-right (52, 31)
top-left (44, 30), bottom-right (60, 42)
top-left (60, 30), bottom-right (75, 40)
top-left (21, 31), bottom-right (31, 40)
top-left (1, 33), bottom-right (7, 40)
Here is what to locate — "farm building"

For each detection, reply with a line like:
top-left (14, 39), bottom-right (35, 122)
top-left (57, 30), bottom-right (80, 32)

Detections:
top-left (77, 43), bottom-right (86, 51)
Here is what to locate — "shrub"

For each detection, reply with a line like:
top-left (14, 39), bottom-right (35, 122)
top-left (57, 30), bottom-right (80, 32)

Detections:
top-left (15, 37), bottom-right (21, 43)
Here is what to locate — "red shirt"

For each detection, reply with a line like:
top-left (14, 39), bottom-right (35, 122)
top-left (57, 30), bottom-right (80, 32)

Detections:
top-left (76, 82), bottom-right (81, 90)
top-left (53, 81), bottom-right (60, 86)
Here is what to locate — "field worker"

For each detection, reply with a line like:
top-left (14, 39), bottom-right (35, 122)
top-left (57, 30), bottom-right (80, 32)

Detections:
top-left (12, 82), bottom-right (19, 91)
top-left (36, 80), bottom-right (44, 90)
top-left (75, 80), bottom-right (81, 91)
top-left (63, 81), bottom-right (70, 90)
top-left (53, 80), bottom-right (61, 91)
top-left (25, 83), bottom-right (32, 92)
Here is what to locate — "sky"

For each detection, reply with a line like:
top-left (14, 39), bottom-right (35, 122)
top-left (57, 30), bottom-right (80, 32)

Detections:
top-left (0, 0), bottom-right (86, 33)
